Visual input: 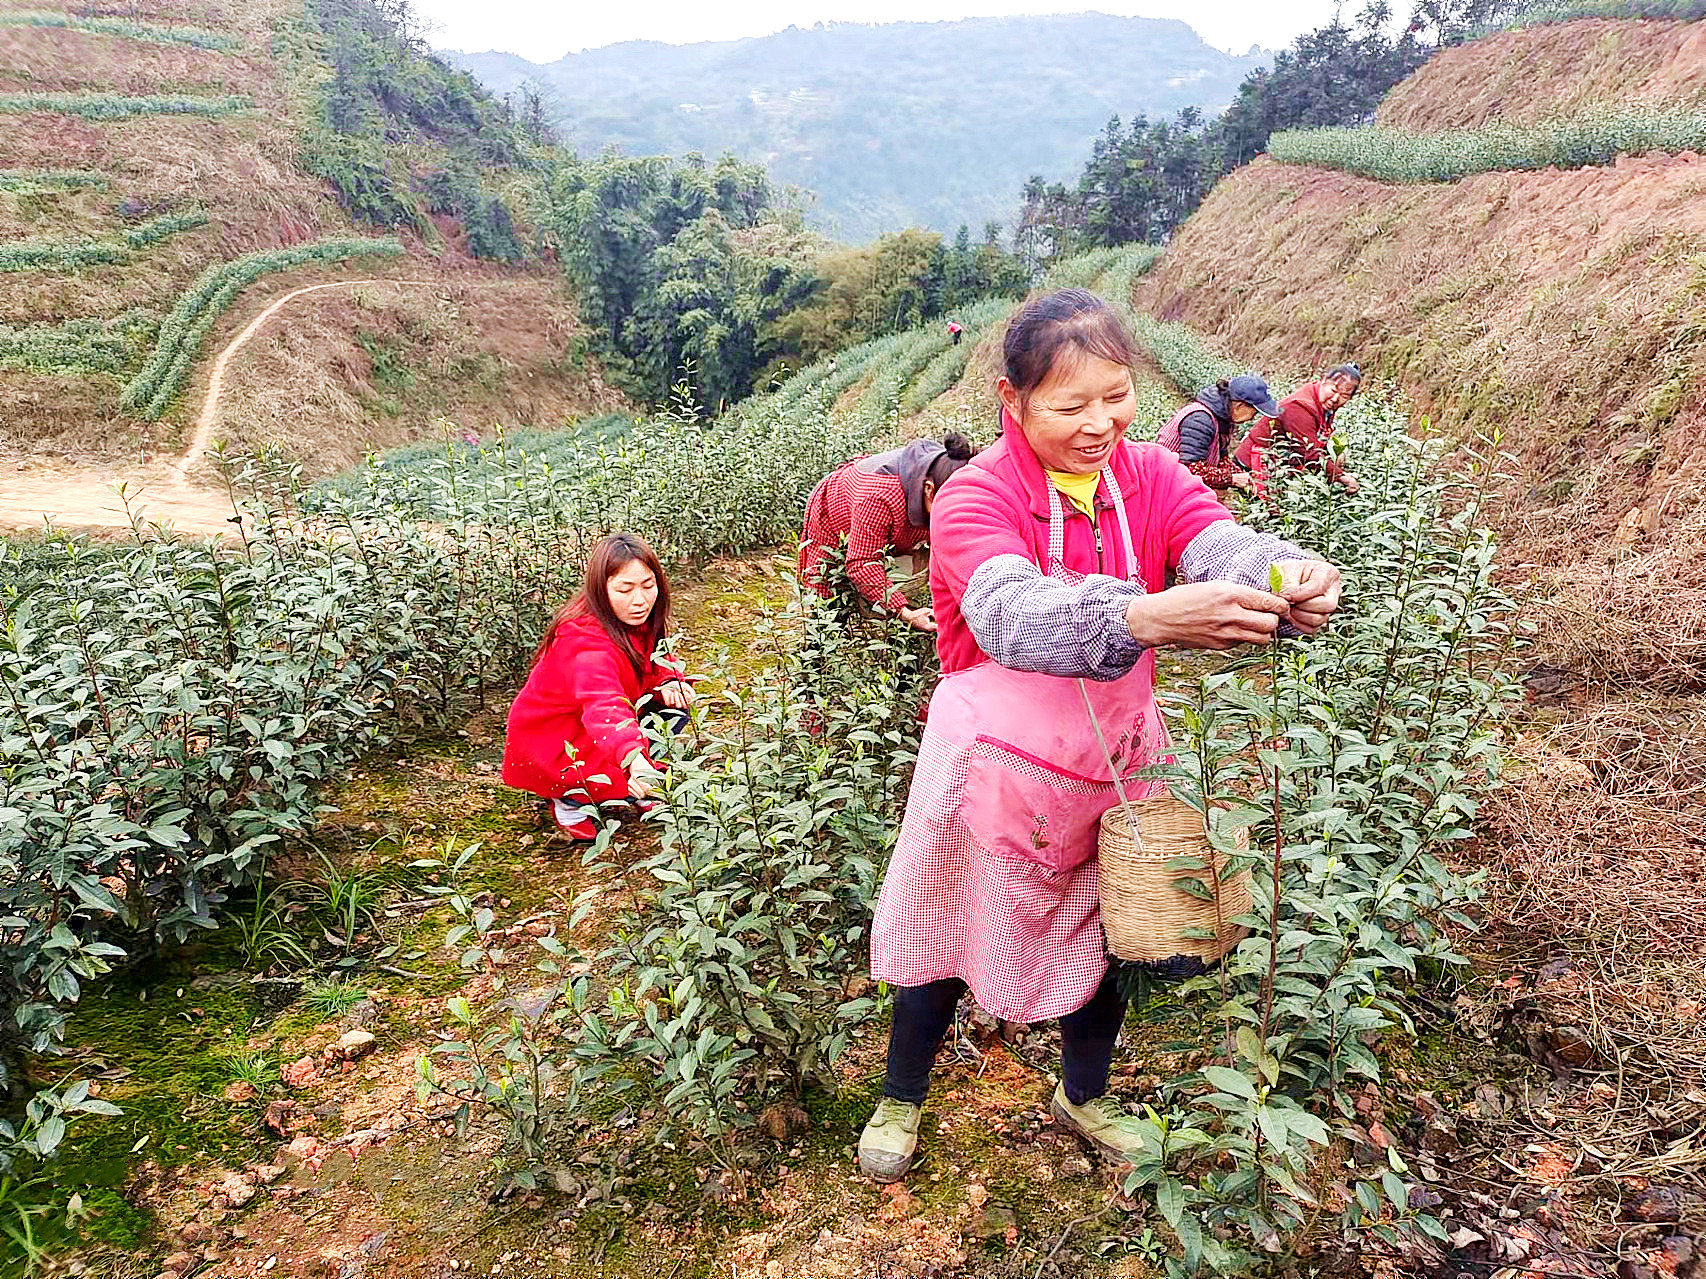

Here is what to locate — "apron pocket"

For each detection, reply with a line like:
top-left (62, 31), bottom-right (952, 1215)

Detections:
top-left (959, 736), bottom-right (1115, 875)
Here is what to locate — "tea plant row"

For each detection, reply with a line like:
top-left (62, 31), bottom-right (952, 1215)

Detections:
top-left (0, 93), bottom-right (249, 122)
top-left (1476, 0), bottom-right (1706, 29)
top-left (0, 11), bottom-right (240, 51)
top-left (1270, 104), bottom-right (1706, 183)
top-left (0, 170), bottom-right (109, 195)
top-left (0, 211), bottom-right (207, 274)
top-left (119, 235), bottom-right (403, 419)
top-left (0, 309), bottom-right (160, 377)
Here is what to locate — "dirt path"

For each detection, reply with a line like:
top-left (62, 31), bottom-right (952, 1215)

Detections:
top-left (1, 278), bottom-right (438, 536)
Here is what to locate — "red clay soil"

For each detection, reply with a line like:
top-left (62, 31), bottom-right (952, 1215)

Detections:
top-left (1377, 18), bottom-right (1706, 130)
top-left (1133, 151), bottom-right (1706, 567)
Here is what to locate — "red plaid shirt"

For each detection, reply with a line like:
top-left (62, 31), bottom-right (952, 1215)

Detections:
top-left (799, 461), bottom-right (928, 612)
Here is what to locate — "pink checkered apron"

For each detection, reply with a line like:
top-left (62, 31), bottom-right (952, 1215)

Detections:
top-left (870, 468), bottom-right (1165, 1022)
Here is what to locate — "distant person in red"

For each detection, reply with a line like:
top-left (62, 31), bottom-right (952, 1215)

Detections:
top-left (502, 532), bottom-right (694, 842)
top-left (947, 320), bottom-right (963, 345)
top-left (799, 433), bottom-right (976, 632)
top-left (1234, 363), bottom-right (1363, 496)
top-left (1155, 374), bottom-right (1279, 493)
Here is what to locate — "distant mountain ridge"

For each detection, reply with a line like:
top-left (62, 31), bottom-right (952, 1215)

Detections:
top-left (446, 13), bottom-right (1267, 241)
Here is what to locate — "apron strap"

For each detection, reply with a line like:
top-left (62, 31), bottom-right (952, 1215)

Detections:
top-left (1044, 465), bottom-right (1141, 586)
top-left (1100, 466), bottom-right (1140, 586)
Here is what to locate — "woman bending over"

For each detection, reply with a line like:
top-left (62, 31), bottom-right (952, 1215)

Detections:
top-left (799, 433), bottom-right (977, 632)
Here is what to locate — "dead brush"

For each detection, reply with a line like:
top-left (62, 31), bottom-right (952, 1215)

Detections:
top-left (1530, 500), bottom-right (1706, 691)
top-left (1480, 693), bottom-right (1706, 1187)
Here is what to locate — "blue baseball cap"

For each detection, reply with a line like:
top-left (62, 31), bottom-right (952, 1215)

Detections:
top-left (1227, 373), bottom-right (1280, 417)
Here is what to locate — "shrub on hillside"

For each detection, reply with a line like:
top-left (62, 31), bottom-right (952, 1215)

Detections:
top-left (1269, 105), bottom-right (1706, 183)
top-left (119, 236), bottom-right (403, 419)
top-left (0, 310), bottom-right (160, 377)
top-left (0, 93), bottom-right (248, 121)
top-left (0, 170), bottom-right (108, 194)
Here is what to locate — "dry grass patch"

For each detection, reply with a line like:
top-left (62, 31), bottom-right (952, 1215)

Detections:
top-left (0, 24), bottom-right (269, 97)
top-left (1378, 18), bottom-right (1706, 131)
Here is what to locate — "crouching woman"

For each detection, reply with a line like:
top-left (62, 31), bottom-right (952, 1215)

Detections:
top-left (502, 532), bottom-right (694, 841)
top-left (858, 290), bottom-right (1342, 1181)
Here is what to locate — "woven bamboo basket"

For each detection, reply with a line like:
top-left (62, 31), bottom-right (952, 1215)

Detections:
top-left (1098, 792), bottom-right (1253, 964)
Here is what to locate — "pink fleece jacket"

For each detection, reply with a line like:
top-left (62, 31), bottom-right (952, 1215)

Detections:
top-left (928, 409), bottom-right (1232, 675)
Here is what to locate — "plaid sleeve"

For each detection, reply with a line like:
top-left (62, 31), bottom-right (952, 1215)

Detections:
top-left (1184, 457), bottom-right (1241, 490)
top-left (960, 553), bottom-right (1147, 682)
top-left (1177, 520), bottom-right (1316, 637)
top-left (842, 471), bottom-right (911, 612)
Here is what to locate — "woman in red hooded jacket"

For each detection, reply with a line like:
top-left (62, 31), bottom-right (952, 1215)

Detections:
top-left (1233, 363), bottom-right (1363, 497)
top-left (502, 532), bottom-right (694, 841)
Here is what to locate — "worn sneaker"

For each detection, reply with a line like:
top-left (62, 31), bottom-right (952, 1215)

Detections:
top-left (551, 798), bottom-right (598, 842)
top-left (857, 1097), bottom-right (921, 1183)
top-left (1050, 1083), bottom-right (1146, 1164)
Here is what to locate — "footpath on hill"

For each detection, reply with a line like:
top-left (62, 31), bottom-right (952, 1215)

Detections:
top-left (0, 278), bottom-right (442, 537)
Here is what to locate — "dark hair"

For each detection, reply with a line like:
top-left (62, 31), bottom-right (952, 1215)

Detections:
top-left (925, 430), bottom-right (976, 489)
top-left (1214, 377), bottom-right (1232, 399)
top-left (536, 532), bottom-right (671, 675)
top-left (1327, 362), bottom-right (1361, 385)
top-left (1002, 289), bottom-right (1142, 407)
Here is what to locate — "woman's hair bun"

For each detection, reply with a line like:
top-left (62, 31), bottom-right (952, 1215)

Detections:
top-left (941, 431), bottom-right (974, 461)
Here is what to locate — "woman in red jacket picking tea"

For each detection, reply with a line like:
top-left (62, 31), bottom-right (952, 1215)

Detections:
top-left (502, 533), bottom-right (693, 842)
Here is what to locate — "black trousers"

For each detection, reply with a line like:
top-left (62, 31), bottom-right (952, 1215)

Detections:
top-left (882, 971), bottom-right (1127, 1106)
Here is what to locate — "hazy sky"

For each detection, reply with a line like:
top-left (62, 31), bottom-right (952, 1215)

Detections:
top-left (416, 1), bottom-right (1344, 60)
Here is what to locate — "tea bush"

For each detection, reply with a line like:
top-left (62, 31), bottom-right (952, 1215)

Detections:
top-left (1477, 0), bottom-right (1706, 29)
top-left (0, 12), bottom-right (240, 51)
top-left (0, 465), bottom-right (579, 1056)
top-left (313, 394), bottom-right (884, 562)
top-left (1270, 105), bottom-right (1706, 183)
top-left (0, 171), bottom-right (108, 195)
top-left (0, 213), bottom-right (207, 274)
top-left (1126, 310), bottom-right (1244, 394)
top-left (0, 94), bottom-right (248, 122)
top-left (563, 599), bottom-right (932, 1168)
top-left (420, 591), bottom-right (933, 1179)
top-left (1103, 397), bottom-right (1522, 1273)
top-left (122, 211), bottom-right (208, 249)
top-left (119, 235), bottom-right (403, 418)
top-left (0, 310), bottom-right (160, 377)
top-left (0, 239), bottom-right (127, 275)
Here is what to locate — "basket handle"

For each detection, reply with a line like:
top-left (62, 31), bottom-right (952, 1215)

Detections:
top-left (1077, 678), bottom-right (1143, 853)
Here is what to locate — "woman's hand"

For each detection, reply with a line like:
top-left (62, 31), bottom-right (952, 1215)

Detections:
top-left (658, 679), bottom-right (696, 710)
top-left (629, 774), bottom-right (655, 800)
top-left (1125, 582), bottom-right (1290, 650)
top-left (1337, 472), bottom-right (1361, 496)
top-left (1272, 559), bottom-right (1342, 634)
top-left (899, 604), bottom-right (938, 633)
top-left (1229, 472), bottom-right (1254, 492)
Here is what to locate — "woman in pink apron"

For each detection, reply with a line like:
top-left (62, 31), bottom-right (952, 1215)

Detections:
top-left (859, 289), bottom-right (1344, 1182)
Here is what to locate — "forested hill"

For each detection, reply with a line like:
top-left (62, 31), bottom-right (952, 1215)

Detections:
top-left (446, 14), bottom-right (1266, 241)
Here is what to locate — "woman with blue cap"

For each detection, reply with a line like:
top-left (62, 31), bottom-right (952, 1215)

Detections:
top-left (1155, 373), bottom-right (1280, 493)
